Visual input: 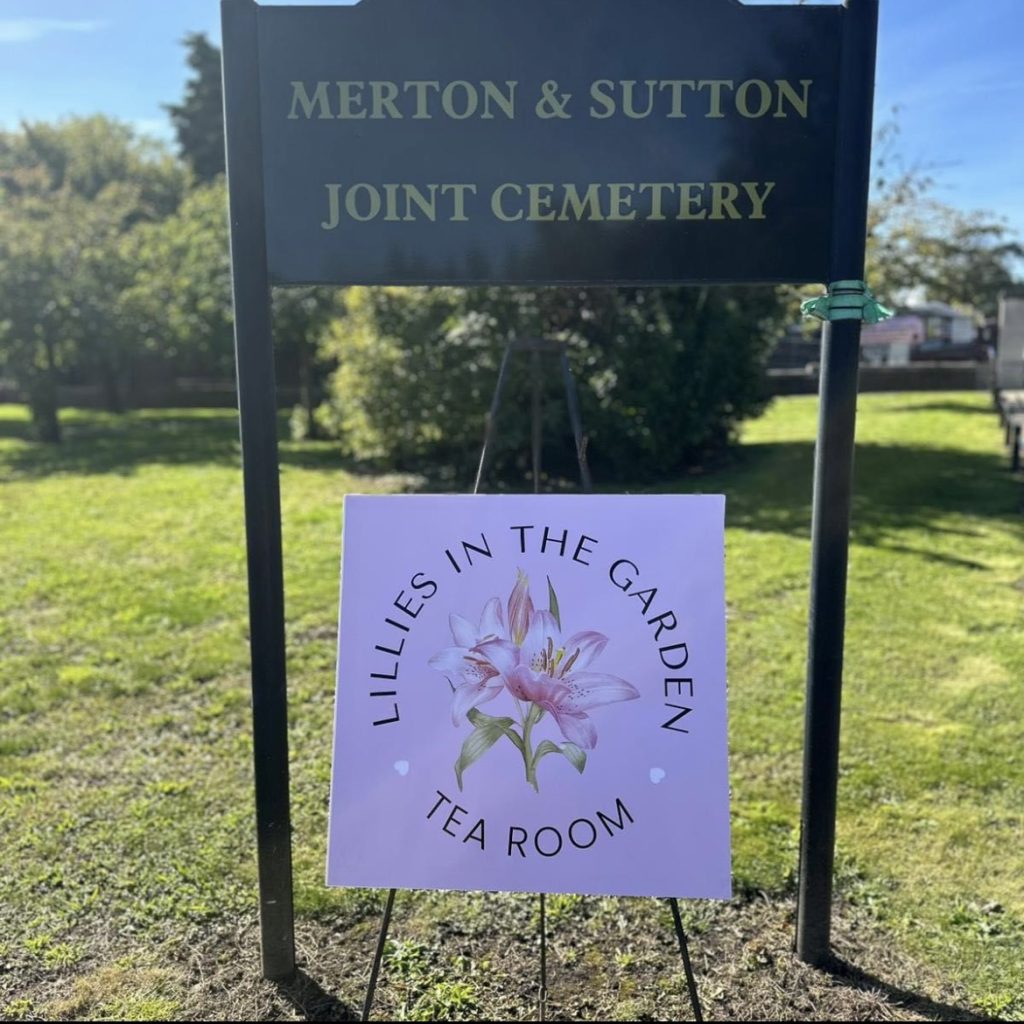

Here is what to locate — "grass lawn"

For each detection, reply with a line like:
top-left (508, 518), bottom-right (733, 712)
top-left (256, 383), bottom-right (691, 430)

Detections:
top-left (0, 392), bottom-right (1021, 1021)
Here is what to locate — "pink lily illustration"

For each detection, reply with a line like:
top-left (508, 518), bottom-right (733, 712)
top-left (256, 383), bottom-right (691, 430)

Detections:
top-left (427, 596), bottom-right (508, 723)
top-left (482, 611), bottom-right (640, 750)
top-left (429, 570), bottom-right (639, 791)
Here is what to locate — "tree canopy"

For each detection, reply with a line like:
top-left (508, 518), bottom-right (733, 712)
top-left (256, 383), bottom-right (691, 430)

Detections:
top-left (318, 284), bottom-right (785, 481)
top-left (866, 121), bottom-right (1022, 317)
top-left (0, 117), bottom-right (185, 438)
top-left (164, 32), bottom-right (225, 183)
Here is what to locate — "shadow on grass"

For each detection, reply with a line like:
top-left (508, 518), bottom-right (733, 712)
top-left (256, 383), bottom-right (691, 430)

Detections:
top-left (823, 955), bottom-right (995, 1022)
top-left (875, 543), bottom-right (989, 570)
top-left (0, 409), bottom-right (379, 480)
top-left (715, 440), bottom-right (1021, 543)
top-left (2, 410), bottom-right (1020, 544)
top-left (888, 399), bottom-right (999, 416)
top-left (0, 407), bottom-right (465, 492)
top-left (274, 969), bottom-right (359, 1022)
top-left (0, 410), bottom-right (243, 477)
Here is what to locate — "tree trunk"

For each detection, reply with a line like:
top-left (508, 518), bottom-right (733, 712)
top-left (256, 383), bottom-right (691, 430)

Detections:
top-left (28, 343), bottom-right (61, 443)
top-left (298, 340), bottom-right (322, 440)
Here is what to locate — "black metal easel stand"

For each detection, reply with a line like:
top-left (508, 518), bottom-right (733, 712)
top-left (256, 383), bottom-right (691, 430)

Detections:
top-left (362, 338), bottom-right (702, 1022)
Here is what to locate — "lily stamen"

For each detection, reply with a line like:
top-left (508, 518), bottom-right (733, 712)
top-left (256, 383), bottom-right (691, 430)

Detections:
top-left (561, 648), bottom-right (579, 676)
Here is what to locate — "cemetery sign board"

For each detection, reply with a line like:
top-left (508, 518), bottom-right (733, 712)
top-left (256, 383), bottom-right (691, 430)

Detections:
top-left (254, 0), bottom-right (843, 285)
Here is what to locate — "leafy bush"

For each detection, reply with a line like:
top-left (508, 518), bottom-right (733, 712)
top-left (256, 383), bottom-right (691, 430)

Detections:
top-left (317, 285), bottom-right (786, 484)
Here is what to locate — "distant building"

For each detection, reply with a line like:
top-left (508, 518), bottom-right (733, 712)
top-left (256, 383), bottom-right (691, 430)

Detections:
top-left (769, 301), bottom-right (988, 374)
top-left (860, 302), bottom-right (982, 365)
top-left (859, 315), bottom-right (924, 366)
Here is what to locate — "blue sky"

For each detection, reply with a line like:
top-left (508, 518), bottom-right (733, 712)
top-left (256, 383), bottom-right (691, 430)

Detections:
top-left (1, 0), bottom-right (1022, 240)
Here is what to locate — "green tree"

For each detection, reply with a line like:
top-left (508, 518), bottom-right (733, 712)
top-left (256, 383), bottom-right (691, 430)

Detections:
top-left (0, 115), bottom-right (183, 216)
top-left (273, 287), bottom-right (340, 440)
top-left (0, 185), bottom-right (142, 440)
top-left (866, 122), bottom-right (1022, 316)
top-left (124, 180), bottom-right (338, 419)
top-left (122, 181), bottom-right (235, 380)
top-left (0, 118), bottom-right (185, 437)
top-left (164, 33), bottom-right (225, 183)
top-left (318, 285), bottom-right (784, 482)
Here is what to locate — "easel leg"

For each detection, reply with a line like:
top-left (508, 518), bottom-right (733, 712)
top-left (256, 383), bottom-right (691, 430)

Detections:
top-left (532, 350), bottom-right (544, 493)
top-left (669, 898), bottom-right (704, 1022)
top-left (538, 892), bottom-right (548, 1021)
top-left (474, 343), bottom-right (514, 493)
top-left (362, 888), bottom-right (396, 1022)
top-left (560, 350), bottom-right (593, 492)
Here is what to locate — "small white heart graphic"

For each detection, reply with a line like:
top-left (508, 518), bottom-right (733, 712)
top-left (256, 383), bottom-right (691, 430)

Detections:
top-left (650, 767), bottom-right (666, 784)
top-left (394, 760), bottom-right (410, 777)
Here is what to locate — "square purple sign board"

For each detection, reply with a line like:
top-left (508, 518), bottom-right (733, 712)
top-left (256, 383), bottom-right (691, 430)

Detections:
top-left (327, 495), bottom-right (731, 899)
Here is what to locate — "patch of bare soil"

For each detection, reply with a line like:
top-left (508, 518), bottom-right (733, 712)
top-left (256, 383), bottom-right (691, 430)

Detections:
top-left (157, 892), bottom-right (989, 1022)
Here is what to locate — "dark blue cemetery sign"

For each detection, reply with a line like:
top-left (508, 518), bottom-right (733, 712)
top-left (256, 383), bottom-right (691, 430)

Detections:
top-left (255, 0), bottom-right (843, 285)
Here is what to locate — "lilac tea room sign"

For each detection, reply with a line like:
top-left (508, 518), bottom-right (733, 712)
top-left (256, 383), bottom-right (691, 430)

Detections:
top-left (327, 494), bottom-right (730, 898)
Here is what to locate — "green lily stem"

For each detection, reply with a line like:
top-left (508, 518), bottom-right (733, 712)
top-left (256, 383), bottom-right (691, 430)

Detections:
top-left (523, 715), bottom-right (539, 792)
top-left (518, 704), bottom-right (545, 792)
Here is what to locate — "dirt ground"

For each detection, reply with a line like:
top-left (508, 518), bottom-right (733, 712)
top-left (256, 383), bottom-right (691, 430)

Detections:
top-left (16, 891), bottom-right (991, 1022)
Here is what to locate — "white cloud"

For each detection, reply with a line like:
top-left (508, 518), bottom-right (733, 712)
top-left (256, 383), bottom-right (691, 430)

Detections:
top-left (0, 19), bottom-right (105, 44)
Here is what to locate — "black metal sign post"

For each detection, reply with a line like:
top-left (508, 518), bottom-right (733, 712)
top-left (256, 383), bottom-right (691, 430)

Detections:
top-left (796, 0), bottom-right (879, 967)
top-left (221, 0), bottom-right (296, 981)
top-left (219, 0), bottom-right (880, 984)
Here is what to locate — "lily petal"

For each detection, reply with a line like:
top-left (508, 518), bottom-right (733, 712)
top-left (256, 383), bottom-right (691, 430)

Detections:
top-left (428, 646), bottom-right (470, 675)
top-left (552, 710), bottom-right (598, 750)
top-left (563, 630), bottom-right (609, 672)
top-left (505, 664), bottom-right (538, 702)
top-left (477, 597), bottom-right (506, 641)
top-left (505, 664), bottom-right (557, 704)
top-left (508, 570), bottom-right (534, 646)
top-left (523, 609), bottom-right (559, 665)
top-left (451, 679), bottom-right (502, 725)
top-left (561, 671), bottom-right (640, 712)
top-left (449, 614), bottom-right (477, 648)
top-left (474, 638), bottom-right (519, 677)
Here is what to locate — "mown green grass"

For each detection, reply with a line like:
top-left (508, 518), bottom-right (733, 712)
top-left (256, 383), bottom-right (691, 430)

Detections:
top-left (0, 394), bottom-right (1021, 1020)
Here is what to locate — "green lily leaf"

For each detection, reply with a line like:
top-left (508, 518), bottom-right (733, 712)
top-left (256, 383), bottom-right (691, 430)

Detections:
top-left (533, 739), bottom-right (587, 775)
top-left (533, 740), bottom-right (561, 762)
top-left (559, 742), bottom-right (587, 773)
top-left (547, 575), bottom-right (561, 630)
top-left (466, 707), bottom-right (525, 752)
top-left (455, 714), bottom-right (518, 791)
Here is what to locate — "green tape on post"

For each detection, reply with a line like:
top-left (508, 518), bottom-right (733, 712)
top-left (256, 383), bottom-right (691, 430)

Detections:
top-left (801, 280), bottom-right (894, 325)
